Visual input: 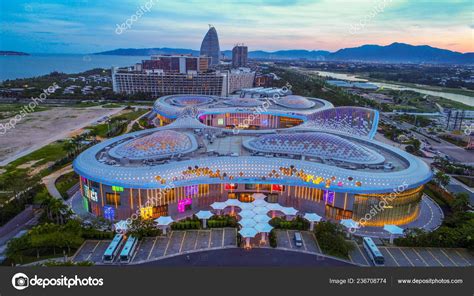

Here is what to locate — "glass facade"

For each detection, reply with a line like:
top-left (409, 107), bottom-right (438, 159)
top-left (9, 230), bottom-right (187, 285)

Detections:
top-left (352, 186), bottom-right (423, 226)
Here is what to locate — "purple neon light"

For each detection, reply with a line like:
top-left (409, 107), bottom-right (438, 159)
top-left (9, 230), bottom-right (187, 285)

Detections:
top-left (323, 190), bottom-right (335, 204)
top-left (178, 198), bottom-right (192, 213)
top-left (185, 185), bottom-right (198, 196)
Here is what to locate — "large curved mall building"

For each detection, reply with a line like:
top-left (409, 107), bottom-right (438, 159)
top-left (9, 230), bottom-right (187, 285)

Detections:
top-left (73, 89), bottom-right (432, 227)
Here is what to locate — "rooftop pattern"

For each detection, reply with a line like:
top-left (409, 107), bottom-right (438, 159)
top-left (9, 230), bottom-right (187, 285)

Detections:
top-left (169, 95), bottom-right (214, 107)
top-left (275, 95), bottom-right (316, 109)
top-left (297, 107), bottom-right (379, 139)
top-left (108, 130), bottom-right (196, 160)
top-left (224, 97), bottom-right (264, 107)
top-left (244, 132), bottom-right (385, 164)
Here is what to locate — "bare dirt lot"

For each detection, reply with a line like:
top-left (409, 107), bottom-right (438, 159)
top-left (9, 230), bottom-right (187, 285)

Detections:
top-left (0, 106), bottom-right (122, 166)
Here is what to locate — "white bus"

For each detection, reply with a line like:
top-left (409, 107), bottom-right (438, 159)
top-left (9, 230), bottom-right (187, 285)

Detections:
top-left (362, 237), bottom-right (384, 266)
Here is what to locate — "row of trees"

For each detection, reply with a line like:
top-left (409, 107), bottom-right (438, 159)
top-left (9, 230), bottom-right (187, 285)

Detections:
top-left (6, 220), bottom-right (85, 264)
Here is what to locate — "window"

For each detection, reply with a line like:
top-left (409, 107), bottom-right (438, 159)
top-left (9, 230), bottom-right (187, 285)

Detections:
top-left (245, 184), bottom-right (257, 190)
top-left (153, 205), bottom-right (168, 218)
top-left (106, 192), bottom-right (121, 205)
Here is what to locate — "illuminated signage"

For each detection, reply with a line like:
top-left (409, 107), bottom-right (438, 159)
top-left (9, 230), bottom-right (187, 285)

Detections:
top-left (140, 206), bottom-right (153, 219)
top-left (225, 183), bottom-right (237, 190)
top-left (103, 206), bottom-right (115, 221)
top-left (177, 198), bottom-right (192, 213)
top-left (323, 190), bottom-right (335, 204)
top-left (82, 197), bottom-right (89, 211)
top-left (217, 118), bottom-right (224, 125)
top-left (272, 184), bottom-right (285, 192)
top-left (112, 186), bottom-right (124, 192)
top-left (83, 185), bottom-right (98, 202)
top-left (185, 185), bottom-right (199, 196)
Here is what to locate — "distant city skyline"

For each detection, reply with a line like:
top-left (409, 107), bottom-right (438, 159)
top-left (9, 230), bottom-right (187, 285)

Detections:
top-left (1, 0), bottom-right (472, 54)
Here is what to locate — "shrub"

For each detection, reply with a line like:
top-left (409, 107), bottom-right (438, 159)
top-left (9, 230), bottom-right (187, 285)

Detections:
top-left (314, 221), bottom-right (353, 259)
top-left (269, 229), bottom-right (277, 248)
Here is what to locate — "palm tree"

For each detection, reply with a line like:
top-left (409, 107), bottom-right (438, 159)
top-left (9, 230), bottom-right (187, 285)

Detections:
top-left (39, 194), bottom-right (71, 224)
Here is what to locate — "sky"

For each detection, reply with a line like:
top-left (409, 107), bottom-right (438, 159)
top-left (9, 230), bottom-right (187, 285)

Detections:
top-left (0, 0), bottom-right (472, 54)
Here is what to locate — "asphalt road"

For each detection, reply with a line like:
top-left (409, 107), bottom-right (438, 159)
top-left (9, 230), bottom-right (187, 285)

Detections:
top-left (138, 248), bottom-right (354, 267)
top-left (390, 117), bottom-right (473, 164)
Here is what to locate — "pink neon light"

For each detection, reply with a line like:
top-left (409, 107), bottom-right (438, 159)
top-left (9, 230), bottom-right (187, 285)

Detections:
top-left (178, 198), bottom-right (192, 213)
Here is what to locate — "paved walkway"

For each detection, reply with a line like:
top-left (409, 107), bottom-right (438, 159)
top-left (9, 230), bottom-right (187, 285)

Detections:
top-left (125, 110), bottom-right (150, 133)
top-left (42, 164), bottom-right (73, 200)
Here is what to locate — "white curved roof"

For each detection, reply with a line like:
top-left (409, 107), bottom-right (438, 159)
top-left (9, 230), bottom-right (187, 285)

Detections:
top-left (108, 130), bottom-right (197, 160)
top-left (243, 132), bottom-right (385, 164)
top-left (275, 95), bottom-right (316, 109)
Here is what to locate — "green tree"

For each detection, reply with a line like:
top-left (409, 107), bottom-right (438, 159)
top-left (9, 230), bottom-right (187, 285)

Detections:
top-left (434, 171), bottom-right (450, 187)
top-left (451, 192), bottom-right (469, 212)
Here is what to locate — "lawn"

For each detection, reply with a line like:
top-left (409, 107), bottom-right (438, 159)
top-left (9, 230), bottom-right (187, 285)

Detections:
top-left (0, 103), bottom-right (50, 120)
top-left (454, 176), bottom-right (474, 188)
top-left (0, 141), bottom-right (69, 204)
top-left (55, 171), bottom-right (79, 199)
top-left (6, 141), bottom-right (68, 169)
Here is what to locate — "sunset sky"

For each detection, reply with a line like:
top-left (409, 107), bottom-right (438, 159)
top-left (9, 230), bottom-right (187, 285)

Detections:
top-left (1, 0), bottom-right (472, 54)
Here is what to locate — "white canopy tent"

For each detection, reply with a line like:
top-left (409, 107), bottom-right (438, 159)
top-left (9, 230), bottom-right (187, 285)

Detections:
top-left (384, 224), bottom-right (404, 244)
top-left (265, 203), bottom-right (284, 217)
top-left (340, 219), bottom-right (360, 237)
top-left (238, 210), bottom-right (255, 219)
top-left (195, 210), bottom-right (214, 228)
top-left (303, 213), bottom-right (322, 231)
top-left (221, 199), bottom-right (240, 215)
top-left (253, 199), bottom-right (267, 206)
top-left (255, 223), bottom-right (273, 244)
top-left (154, 216), bottom-right (174, 235)
top-left (239, 227), bottom-right (259, 248)
top-left (254, 214), bottom-right (271, 223)
top-left (210, 201), bottom-right (227, 215)
top-left (239, 218), bottom-right (257, 228)
top-left (238, 203), bottom-right (255, 210)
top-left (279, 206), bottom-right (298, 216)
top-left (252, 193), bottom-right (267, 200)
top-left (252, 206), bottom-right (270, 215)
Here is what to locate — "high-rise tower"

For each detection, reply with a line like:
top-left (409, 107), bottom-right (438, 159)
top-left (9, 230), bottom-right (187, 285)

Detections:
top-left (232, 44), bottom-right (248, 68)
top-left (200, 25), bottom-right (220, 66)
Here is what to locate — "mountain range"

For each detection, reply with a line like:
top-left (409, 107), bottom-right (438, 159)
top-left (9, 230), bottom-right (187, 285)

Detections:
top-left (94, 43), bottom-right (473, 64)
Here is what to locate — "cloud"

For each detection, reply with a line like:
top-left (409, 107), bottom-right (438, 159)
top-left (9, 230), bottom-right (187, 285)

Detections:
top-left (0, 0), bottom-right (471, 53)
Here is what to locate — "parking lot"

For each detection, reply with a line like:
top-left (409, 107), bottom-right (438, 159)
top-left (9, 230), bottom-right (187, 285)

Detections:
top-left (72, 228), bottom-right (474, 267)
top-left (72, 228), bottom-right (237, 265)
top-left (348, 242), bottom-right (474, 267)
top-left (274, 230), bottom-right (321, 254)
